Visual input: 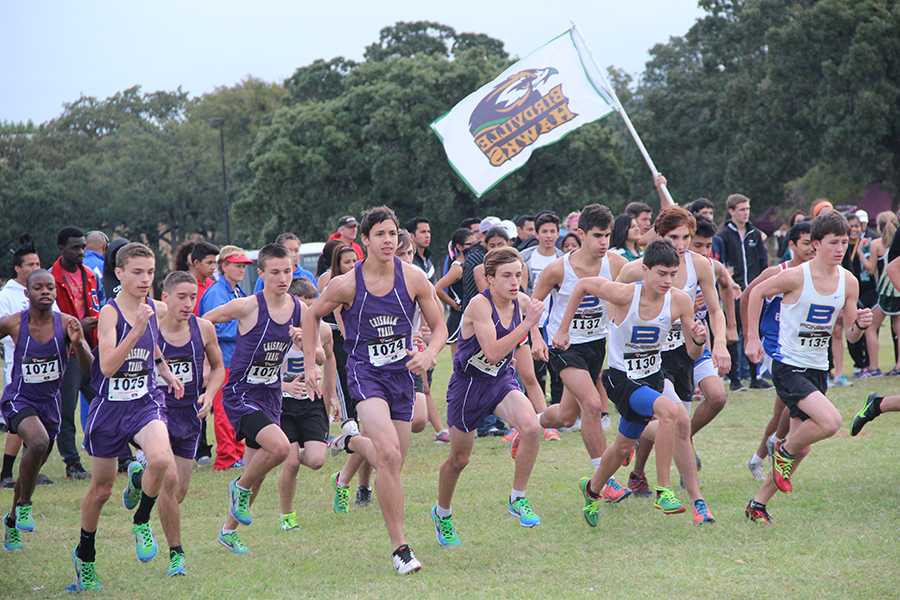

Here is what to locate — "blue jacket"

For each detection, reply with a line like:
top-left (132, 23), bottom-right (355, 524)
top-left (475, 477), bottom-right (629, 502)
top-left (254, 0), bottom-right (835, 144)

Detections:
top-left (83, 250), bottom-right (106, 305)
top-left (199, 277), bottom-right (245, 367)
top-left (254, 265), bottom-right (318, 293)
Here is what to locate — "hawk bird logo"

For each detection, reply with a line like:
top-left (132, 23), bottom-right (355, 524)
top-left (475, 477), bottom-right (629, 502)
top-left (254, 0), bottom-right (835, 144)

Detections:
top-left (469, 67), bottom-right (559, 135)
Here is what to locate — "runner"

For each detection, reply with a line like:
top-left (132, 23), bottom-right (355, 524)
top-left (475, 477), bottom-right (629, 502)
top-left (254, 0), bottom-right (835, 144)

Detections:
top-left (432, 247), bottom-right (545, 546)
top-left (303, 206), bottom-right (448, 575)
top-left (1, 270), bottom-right (91, 552)
top-left (205, 244), bottom-right (303, 555)
top-left (70, 243), bottom-right (184, 591)
top-left (744, 212), bottom-right (871, 524)
top-left (554, 240), bottom-right (714, 526)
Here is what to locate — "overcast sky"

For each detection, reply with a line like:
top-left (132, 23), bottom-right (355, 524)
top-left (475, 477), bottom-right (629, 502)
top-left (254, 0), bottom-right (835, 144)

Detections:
top-left (3, 1), bottom-right (704, 124)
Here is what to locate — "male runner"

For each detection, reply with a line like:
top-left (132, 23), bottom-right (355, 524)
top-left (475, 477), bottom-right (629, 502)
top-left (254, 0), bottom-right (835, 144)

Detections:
top-left (149, 271), bottom-right (226, 574)
top-left (554, 240), bottom-right (714, 526)
top-left (743, 222), bottom-right (813, 480)
top-left (432, 248), bottom-right (545, 546)
top-left (205, 244), bottom-right (303, 555)
top-left (304, 206), bottom-right (447, 575)
top-left (744, 211), bottom-right (871, 523)
top-left (70, 243), bottom-right (184, 591)
top-left (531, 204), bottom-right (629, 501)
top-left (1, 270), bottom-right (91, 551)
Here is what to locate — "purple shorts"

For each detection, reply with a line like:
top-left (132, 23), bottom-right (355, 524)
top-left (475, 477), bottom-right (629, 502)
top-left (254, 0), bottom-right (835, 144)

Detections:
top-left (165, 402), bottom-right (201, 460)
top-left (447, 372), bottom-right (520, 433)
top-left (1, 395), bottom-right (61, 441)
top-left (84, 393), bottom-right (166, 459)
top-left (347, 360), bottom-right (415, 422)
top-left (223, 387), bottom-right (282, 435)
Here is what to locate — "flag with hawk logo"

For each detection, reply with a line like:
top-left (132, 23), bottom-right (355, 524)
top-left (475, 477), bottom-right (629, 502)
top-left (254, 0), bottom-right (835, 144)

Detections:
top-left (431, 28), bottom-right (617, 198)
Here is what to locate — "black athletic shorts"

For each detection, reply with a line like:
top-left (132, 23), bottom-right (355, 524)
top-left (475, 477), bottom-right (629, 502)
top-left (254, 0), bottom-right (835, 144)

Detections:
top-left (771, 360), bottom-right (827, 421)
top-left (549, 338), bottom-right (606, 382)
top-left (8, 407), bottom-right (57, 451)
top-left (281, 397), bottom-right (329, 446)
top-left (237, 410), bottom-right (275, 450)
top-left (446, 310), bottom-right (463, 344)
top-left (662, 344), bottom-right (695, 402)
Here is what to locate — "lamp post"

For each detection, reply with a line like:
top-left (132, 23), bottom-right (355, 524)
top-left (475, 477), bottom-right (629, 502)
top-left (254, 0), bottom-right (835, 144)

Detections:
top-left (208, 117), bottom-right (230, 243)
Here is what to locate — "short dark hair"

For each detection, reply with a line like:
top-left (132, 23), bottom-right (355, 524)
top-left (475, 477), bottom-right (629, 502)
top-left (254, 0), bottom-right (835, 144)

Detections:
top-left (643, 240), bottom-right (680, 269)
top-left (624, 202), bottom-right (652, 219)
top-left (405, 217), bottom-right (429, 233)
top-left (12, 234), bottom-right (37, 270)
top-left (451, 228), bottom-right (473, 251)
top-left (459, 217), bottom-right (480, 230)
top-left (258, 243), bottom-right (290, 270)
top-left (788, 221), bottom-right (811, 245)
top-left (578, 204), bottom-right (614, 232)
top-left (163, 271), bottom-right (197, 292)
top-left (483, 226), bottom-right (510, 245)
top-left (534, 212), bottom-right (560, 232)
top-left (289, 278), bottom-right (318, 300)
top-left (694, 217), bottom-right (717, 240)
top-left (275, 232), bottom-right (300, 246)
top-left (57, 227), bottom-right (84, 247)
top-left (811, 211), bottom-right (849, 242)
top-left (116, 242), bottom-right (154, 268)
top-left (191, 241), bottom-right (219, 263)
top-left (26, 268), bottom-right (52, 289)
top-left (514, 214), bottom-right (535, 228)
top-left (687, 198), bottom-right (714, 215)
top-left (360, 206), bottom-right (399, 237)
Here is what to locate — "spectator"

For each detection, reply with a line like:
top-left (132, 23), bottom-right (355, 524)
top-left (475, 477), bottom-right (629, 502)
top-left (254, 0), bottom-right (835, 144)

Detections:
top-left (863, 211), bottom-right (900, 377)
top-left (199, 245), bottom-right (252, 470)
top-left (83, 231), bottom-right (108, 305)
top-left (610, 214), bottom-right (642, 261)
top-left (50, 226), bottom-right (99, 479)
top-left (624, 201), bottom-right (653, 237)
top-left (316, 239), bottom-right (345, 279)
top-left (560, 232), bottom-right (581, 253)
top-left (255, 232), bottom-right (317, 291)
top-left (101, 238), bottom-right (129, 303)
top-left (460, 217), bottom-right (498, 314)
top-left (328, 215), bottom-right (365, 260)
top-left (514, 214), bottom-right (537, 251)
top-left (189, 241), bottom-right (220, 313)
top-left (459, 217), bottom-right (481, 236)
top-left (521, 212), bottom-right (562, 296)
top-left (686, 198), bottom-right (715, 222)
top-left (405, 217), bottom-right (436, 282)
top-left (844, 212), bottom-right (875, 375)
top-left (715, 193), bottom-right (769, 391)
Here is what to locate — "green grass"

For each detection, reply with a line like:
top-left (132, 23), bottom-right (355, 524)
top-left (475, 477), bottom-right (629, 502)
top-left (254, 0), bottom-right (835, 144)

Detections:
top-left (2, 336), bottom-right (899, 599)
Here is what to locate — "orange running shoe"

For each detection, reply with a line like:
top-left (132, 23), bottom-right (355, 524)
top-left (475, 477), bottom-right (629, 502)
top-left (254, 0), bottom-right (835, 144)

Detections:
top-left (543, 428), bottom-right (560, 441)
top-left (601, 477), bottom-right (631, 503)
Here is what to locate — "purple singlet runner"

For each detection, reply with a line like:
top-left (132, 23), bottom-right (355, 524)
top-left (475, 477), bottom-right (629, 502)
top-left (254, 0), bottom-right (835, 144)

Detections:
top-left (0, 310), bottom-right (68, 441)
top-left (223, 292), bottom-right (301, 438)
top-left (158, 315), bottom-right (205, 460)
top-left (85, 298), bottom-right (165, 458)
top-left (446, 290), bottom-right (521, 432)
top-left (343, 257), bottom-right (417, 422)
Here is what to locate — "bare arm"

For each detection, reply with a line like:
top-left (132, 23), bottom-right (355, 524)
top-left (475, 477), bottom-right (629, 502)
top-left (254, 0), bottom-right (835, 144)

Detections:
top-left (552, 277), bottom-right (633, 350)
top-left (694, 254), bottom-right (729, 372)
top-left (304, 271), bottom-right (355, 395)
top-left (841, 272), bottom-right (871, 344)
top-left (97, 303), bottom-right (151, 378)
top-left (474, 264), bottom-right (488, 293)
top-left (672, 290), bottom-right (706, 360)
top-left (63, 315), bottom-right (93, 373)
top-left (740, 264), bottom-right (782, 338)
top-left (887, 255), bottom-right (900, 290)
top-left (615, 259), bottom-right (645, 284)
top-left (408, 270), bottom-right (448, 371)
top-left (320, 323), bottom-right (338, 413)
top-left (865, 240), bottom-right (881, 275)
top-left (435, 262), bottom-right (462, 310)
top-left (468, 294), bottom-right (543, 364)
top-left (745, 268), bottom-right (802, 362)
top-left (202, 295), bottom-right (256, 325)
top-left (531, 259), bottom-right (564, 302)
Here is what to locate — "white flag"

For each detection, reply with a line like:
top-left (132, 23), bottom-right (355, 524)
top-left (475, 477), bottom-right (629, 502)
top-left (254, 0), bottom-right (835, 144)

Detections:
top-left (431, 29), bottom-right (617, 198)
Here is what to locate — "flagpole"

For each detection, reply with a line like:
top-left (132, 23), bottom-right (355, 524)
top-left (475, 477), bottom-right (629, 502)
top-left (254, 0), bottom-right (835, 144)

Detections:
top-left (570, 24), bottom-right (675, 206)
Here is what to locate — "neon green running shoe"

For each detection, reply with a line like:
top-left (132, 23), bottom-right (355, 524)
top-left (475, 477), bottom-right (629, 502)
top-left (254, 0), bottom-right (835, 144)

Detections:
top-left (167, 550), bottom-right (186, 576)
top-left (15, 503), bottom-right (35, 532)
top-left (654, 486), bottom-right (686, 514)
top-left (280, 512), bottom-right (300, 532)
top-left (431, 505), bottom-right (460, 547)
top-left (851, 393), bottom-right (883, 436)
top-left (331, 472), bottom-right (350, 514)
top-left (579, 477), bottom-right (602, 527)
top-left (3, 515), bottom-right (23, 551)
top-left (122, 461), bottom-right (143, 510)
top-left (217, 530), bottom-right (249, 555)
top-left (229, 478), bottom-right (253, 526)
top-left (132, 522), bottom-right (158, 562)
top-left (66, 547), bottom-right (101, 592)
top-left (507, 497), bottom-right (541, 527)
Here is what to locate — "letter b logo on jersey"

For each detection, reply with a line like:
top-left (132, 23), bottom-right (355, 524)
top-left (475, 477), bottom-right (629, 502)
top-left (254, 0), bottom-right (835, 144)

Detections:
top-left (806, 304), bottom-right (835, 324)
top-left (631, 326), bottom-right (660, 344)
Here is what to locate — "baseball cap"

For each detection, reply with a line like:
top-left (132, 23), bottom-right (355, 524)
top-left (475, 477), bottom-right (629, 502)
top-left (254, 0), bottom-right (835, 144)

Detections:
top-left (855, 209), bottom-right (869, 224)
top-left (500, 219), bottom-right (518, 239)
top-left (337, 215), bottom-right (358, 228)
top-left (219, 245), bottom-right (253, 265)
top-left (479, 216), bottom-right (501, 233)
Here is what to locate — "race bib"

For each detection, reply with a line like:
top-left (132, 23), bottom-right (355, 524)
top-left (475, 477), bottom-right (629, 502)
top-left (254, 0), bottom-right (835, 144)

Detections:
top-left (798, 330), bottom-right (830, 349)
top-left (247, 364), bottom-right (279, 385)
top-left (662, 322), bottom-right (683, 351)
top-left (624, 350), bottom-right (660, 379)
top-left (157, 359), bottom-right (193, 386)
top-left (467, 350), bottom-right (507, 377)
top-left (21, 357), bottom-right (61, 384)
top-left (571, 313), bottom-right (604, 337)
top-left (368, 337), bottom-right (406, 367)
top-left (109, 373), bottom-right (149, 401)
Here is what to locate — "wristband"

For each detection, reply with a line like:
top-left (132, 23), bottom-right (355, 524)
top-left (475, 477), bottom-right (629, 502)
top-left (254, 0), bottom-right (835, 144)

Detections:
top-left (155, 357), bottom-right (164, 365)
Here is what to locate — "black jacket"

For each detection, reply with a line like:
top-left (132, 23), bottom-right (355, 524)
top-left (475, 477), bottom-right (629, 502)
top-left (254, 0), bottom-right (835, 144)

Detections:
top-left (714, 220), bottom-right (768, 289)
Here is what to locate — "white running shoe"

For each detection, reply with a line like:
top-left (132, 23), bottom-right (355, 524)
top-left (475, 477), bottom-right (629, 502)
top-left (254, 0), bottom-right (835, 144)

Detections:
top-left (559, 417), bottom-right (582, 433)
top-left (747, 457), bottom-right (765, 481)
top-left (392, 545), bottom-right (422, 575)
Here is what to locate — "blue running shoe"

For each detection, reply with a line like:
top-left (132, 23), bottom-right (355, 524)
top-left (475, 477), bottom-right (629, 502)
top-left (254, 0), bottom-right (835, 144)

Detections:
top-left (132, 522), bottom-right (157, 562)
top-left (14, 503), bottom-right (35, 532)
top-left (3, 515), bottom-right (23, 551)
top-left (229, 477), bottom-right (252, 526)
top-left (65, 547), bottom-right (101, 592)
top-left (507, 497), bottom-right (541, 527)
top-left (122, 461), bottom-right (143, 510)
top-left (431, 505), bottom-right (461, 547)
top-left (167, 551), bottom-right (186, 576)
top-left (217, 530), bottom-right (250, 555)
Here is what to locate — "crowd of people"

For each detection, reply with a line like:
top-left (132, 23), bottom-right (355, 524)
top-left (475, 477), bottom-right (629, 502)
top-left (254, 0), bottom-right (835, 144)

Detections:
top-left (1, 177), bottom-right (899, 589)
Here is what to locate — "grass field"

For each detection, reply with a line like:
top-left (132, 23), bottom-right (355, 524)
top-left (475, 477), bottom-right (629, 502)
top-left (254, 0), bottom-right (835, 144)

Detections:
top-left (2, 336), bottom-right (899, 599)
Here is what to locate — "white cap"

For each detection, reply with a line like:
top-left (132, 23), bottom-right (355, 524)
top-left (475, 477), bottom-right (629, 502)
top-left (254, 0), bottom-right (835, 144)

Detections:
top-left (500, 219), bottom-right (517, 240)
top-left (479, 216), bottom-right (501, 233)
top-left (855, 209), bottom-right (869, 224)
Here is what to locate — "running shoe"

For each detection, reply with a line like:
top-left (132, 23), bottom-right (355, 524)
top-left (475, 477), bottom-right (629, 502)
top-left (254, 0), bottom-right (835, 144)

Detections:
top-left (692, 499), bottom-right (715, 525)
top-left (431, 505), bottom-right (461, 547)
top-left (14, 503), bottom-right (34, 533)
top-left (749, 379), bottom-right (773, 389)
top-left (122, 460), bottom-right (144, 510)
top-left (196, 455), bottom-right (212, 466)
top-left (771, 441), bottom-right (795, 493)
top-left (579, 477), bottom-right (602, 527)
top-left (502, 429), bottom-right (517, 443)
top-left (543, 428), bottom-right (561, 441)
top-left (433, 430), bottom-right (450, 444)
top-left (228, 477), bottom-right (253, 525)
top-left (831, 374), bottom-right (852, 387)
top-left (627, 471), bottom-right (652, 497)
top-left (558, 417), bottom-right (581, 433)
top-left (280, 512), bottom-right (300, 532)
top-left (507, 497), bottom-right (541, 527)
top-left (745, 500), bottom-right (773, 524)
top-left (601, 478), bottom-right (631, 503)
top-left (851, 393), bottom-right (883, 436)
top-left (887, 368), bottom-right (900, 377)
top-left (0, 477), bottom-right (13, 489)
top-left (66, 547), bottom-right (101, 592)
top-left (747, 456), bottom-right (765, 481)
top-left (166, 551), bottom-right (186, 576)
top-left (329, 420), bottom-right (360, 456)
top-left (331, 472), bottom-right (350, 514)
top-left (509, 430), bottom-right (520, 459)
top-left (355, 486), bottom-right (372, 507)
top-left (3, 516), bottom-right (22, 551)
top-left (729, 379), bottom-right (744, 392)
top-left (36, 473), bottom-right (53, 485)
top-left (391, 544), bottom-right (422, 575)
top-left (65, 462), bottom-right (90, 480)
top-left (217, 530), bottom-right (249, 555)
top-left (132, 522), bottom-right (158, 562)
top-left (654, 487), bottom-right (685, 514)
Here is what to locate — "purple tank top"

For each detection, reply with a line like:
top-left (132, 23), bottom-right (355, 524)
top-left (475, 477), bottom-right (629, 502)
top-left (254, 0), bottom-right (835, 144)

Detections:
top-left (453, 289), bottom-right (521, 378)
top-left (343, 257), bottom-right (416, 373)
top-left (227, 292), bottom-right (301, 396)
top-left (92, 298), bottom-right (160, 403)
top-left (1, 310), bottom-right (68, 405)
top-left (159, 315), bottom-right (205, 405)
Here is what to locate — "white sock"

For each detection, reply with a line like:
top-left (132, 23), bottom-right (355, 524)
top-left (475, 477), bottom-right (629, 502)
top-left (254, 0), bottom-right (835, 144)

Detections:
top-left (510, 488), bottom-right (526, 502)
top-left (336, 473), bottom-right (349, 488)
top-left (749, 454), bottom-right (763, 466)
top-left (591, 457), bottom-right (602, 470)
top-left (222, 527), bottom-right (236, 534)
top-left (435, 504), bottom-right (451, 518)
